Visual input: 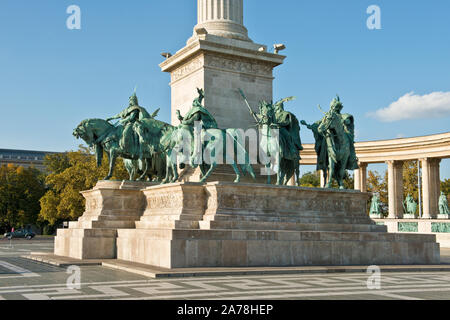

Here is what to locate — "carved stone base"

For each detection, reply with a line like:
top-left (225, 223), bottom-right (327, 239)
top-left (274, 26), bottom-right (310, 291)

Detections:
top-left (54, 180), bottom-right (156, 259)
top-left (116, 182), bottom-right (440, 268)
top-left (178, 164), bottom-right (274, 184)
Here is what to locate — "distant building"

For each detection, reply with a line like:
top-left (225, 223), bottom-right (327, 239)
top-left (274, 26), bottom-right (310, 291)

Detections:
top-left (0, 149), bottom-right (58, 172)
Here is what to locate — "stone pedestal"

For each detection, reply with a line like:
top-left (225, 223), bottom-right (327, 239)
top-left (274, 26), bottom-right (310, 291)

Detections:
top-left (178, 164), bottom-right (272, 184)
top-left (116, 182), bottom-right (440, 268)
top-left (54, 180), bottom-right (155, 260)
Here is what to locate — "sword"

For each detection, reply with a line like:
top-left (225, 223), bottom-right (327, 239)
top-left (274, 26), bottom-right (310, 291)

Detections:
top-left (239, 89), bottom-right (259, 123)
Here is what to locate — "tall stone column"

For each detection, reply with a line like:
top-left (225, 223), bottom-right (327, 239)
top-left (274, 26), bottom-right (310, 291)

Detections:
top-left (160, 0), bottom-right (285, 130)
top-left (387, 160), bottom-right (404, 219)
top-left (360, 163), bottom-right (368, 192)
top-left (194, 0), bottom-right (250, 42)
top-left (422, 158), bottom-right (441, 219)
top-left (354, 163), bottom-right (367, 191)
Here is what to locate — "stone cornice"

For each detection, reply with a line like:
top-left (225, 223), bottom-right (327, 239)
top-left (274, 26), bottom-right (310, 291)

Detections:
top-left (160, 36), bottom-right (285, 74)
top-left (300, 132), bottom-right (450, 165)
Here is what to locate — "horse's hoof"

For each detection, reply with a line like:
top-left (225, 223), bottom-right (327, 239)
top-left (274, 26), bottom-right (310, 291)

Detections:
top-left (234, 177), bottom-right (240, 183)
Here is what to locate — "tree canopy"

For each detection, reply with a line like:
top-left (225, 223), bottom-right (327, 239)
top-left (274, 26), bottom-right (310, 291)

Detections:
top-left (39, 147), bottom-right (128, 226)
top-left (0, 164), bottom-right (46, 233)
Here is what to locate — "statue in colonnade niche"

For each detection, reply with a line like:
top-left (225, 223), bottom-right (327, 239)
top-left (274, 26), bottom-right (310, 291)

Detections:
top-left (301, 95), bottom-right (359, 189)
top-left (439, 192), bottom-right (449, 215)
top-left (369, 194), bottom-right (381, 216)
top-left (403, 194), bottom-right (418, 216)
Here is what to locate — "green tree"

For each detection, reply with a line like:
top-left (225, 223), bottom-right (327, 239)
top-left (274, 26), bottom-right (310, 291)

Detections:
top-left (39, 147), bottom-right (128, 228)
top-left (298, 171), bottom-right (320, 187)
top-left (0, 164), bottom-right (46, 233)
top-left (403, 160), bottom-right (420, 206)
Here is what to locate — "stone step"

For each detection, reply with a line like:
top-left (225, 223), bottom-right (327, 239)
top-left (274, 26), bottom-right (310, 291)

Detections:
top-left (136, 220), bottom-right (200, 229)
top-left (57, 228), bottom-right (117, 238)
top-left (139, 214), bottom-right (205, 222)
top-left (198, 220), bottom-right (387, 232)
top-left (70, 220), bottom-right (137, 229)
top-left (203, 214), bottom-right (373, 225)
top-left (79, 214), bottom-right (142, 222)
top-left (117, 228), bottom-right (437, 243)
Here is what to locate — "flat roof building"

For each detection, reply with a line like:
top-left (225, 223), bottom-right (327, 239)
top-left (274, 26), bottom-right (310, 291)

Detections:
top-left (0, 149), bottom-right (57, 172)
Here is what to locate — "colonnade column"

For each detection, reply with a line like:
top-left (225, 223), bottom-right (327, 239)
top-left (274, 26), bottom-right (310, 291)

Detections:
top-left (421, 158), bottom-right (441, 219)
top-left (320, 170), bottom-right (326, 188)
top-left (354, 163), bottom-right (367, 192)
top-left (387, 160), bottom-right (404, 219)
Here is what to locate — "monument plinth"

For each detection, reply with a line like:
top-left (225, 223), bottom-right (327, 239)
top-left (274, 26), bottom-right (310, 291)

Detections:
top-left (160, 0), bottom-right (285, 129)
top-left (54, 180), bottom-right (155, 259)
top-left (116, 182), bottom-right (439, 268)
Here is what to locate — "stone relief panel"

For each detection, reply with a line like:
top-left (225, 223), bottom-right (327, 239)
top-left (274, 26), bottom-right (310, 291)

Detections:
top-left (171, 56), bottom-right (204, 82)
top-left (204, 55), bottom-right (273, 77)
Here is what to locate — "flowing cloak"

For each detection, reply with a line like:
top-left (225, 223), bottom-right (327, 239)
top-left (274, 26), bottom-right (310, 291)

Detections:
top-left (341, 113), bottom-right (359, 170)
top-left (116, 105), bottom-right (162, 156)
top-left (274, 111), bottom-right (303, 160)
top-left (181, 105), bottom-right (218, 129)
top-left (117, 105), bottom-right (152, 121)
top-left (369, 197), bottom-right (380, 214)
top-left (308, 121), bottom-right (328, 172)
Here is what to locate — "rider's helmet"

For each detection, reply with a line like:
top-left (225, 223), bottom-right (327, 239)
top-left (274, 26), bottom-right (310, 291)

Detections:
top-left (129, 89), bottom-right (139, 107)
top-left (330, 95), bottom-right (343, 113)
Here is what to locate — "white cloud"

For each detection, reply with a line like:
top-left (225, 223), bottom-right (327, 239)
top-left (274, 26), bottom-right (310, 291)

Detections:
top-left (368, 91), bottom-right (450, 122)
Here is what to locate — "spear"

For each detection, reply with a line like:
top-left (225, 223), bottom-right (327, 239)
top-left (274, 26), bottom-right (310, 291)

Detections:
top-left (238, 89), bottom-right (259, 123)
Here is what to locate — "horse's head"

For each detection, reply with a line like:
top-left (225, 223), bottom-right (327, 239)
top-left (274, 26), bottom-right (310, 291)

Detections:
top-left (318, 111), bottom-right (338, 135)
top-left (258, 101), bottom-right (275, 125)
top-left (73, 120), bottom-right (94, 145)
top-left (73, 119), bottom-right (112, 146)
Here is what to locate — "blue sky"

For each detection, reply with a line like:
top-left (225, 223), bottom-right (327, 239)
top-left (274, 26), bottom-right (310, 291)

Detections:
top-left (0, 0), bottom-right (449, 178)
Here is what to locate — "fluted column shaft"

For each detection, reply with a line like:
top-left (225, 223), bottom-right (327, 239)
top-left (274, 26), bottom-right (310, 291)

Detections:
top-left (387, 160), bottom-right (404, 219)
top-left (421, 158), bottom-right (441, 219)
top-left (198, 0), bottom-right (243, 24)
top-left (192, 0), bottom-right (250, 42)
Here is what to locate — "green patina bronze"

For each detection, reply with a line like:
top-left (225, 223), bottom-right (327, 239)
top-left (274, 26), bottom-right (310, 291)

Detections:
top-left (301, 95), bottom-right (358, 189)
top-left (369, 194), bottom-right (381, 216)
top-left (439, 192), bottom-right (449, 215)
top-left (431, 222), bottom-right (450, 233)
top-left (403, 194), bottom-right (418, 215)
top-left (162, 89), bottom-right (256, 183)
top-left (73, 90), bottom-right (170, 181)
top-left (241, 90), bottom-right (303, 185)
top-left (398, 222), bottom-right (418, 233)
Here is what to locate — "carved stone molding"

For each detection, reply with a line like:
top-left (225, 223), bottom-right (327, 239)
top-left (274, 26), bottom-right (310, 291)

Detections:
top-left (204, 54), bottom-right (272, 77)
top-left (171, 55), bottom-right (204, 82)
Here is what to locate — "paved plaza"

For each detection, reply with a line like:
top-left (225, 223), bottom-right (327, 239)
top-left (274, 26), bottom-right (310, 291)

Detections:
top-left (0, 239), bottom-right (450, 300)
